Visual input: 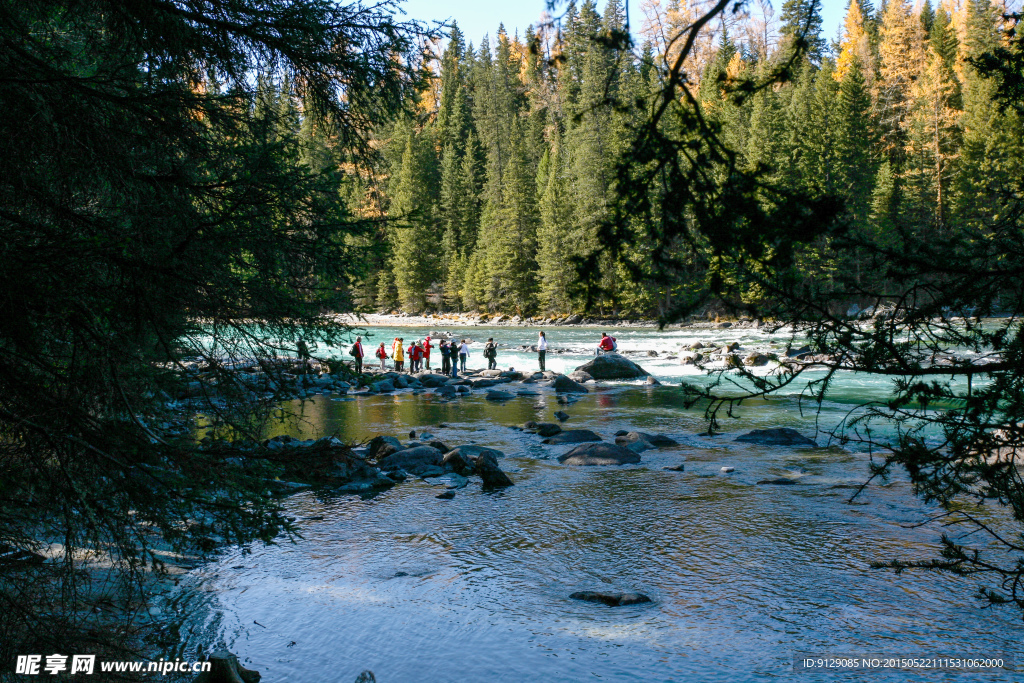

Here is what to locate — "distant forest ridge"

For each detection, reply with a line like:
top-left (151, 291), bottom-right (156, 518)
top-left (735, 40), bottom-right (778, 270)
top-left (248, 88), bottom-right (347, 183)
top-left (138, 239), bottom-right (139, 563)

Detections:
top-left (268, 0), bottom-right (1023, 318)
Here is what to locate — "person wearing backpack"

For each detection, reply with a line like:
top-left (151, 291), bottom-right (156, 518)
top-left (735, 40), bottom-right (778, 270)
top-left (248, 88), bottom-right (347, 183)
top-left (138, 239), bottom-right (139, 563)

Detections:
top-left (484, 338), bottom-right (498, 370)
top-left (375, 342), bottom-right (388, 370)
top-left (349, 336), bottom-right (364, 374)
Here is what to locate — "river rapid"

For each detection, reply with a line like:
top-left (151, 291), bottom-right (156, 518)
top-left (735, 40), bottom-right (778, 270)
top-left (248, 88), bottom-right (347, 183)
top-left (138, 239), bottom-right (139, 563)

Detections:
top-left (172, 323), bottom-right (1023, 682)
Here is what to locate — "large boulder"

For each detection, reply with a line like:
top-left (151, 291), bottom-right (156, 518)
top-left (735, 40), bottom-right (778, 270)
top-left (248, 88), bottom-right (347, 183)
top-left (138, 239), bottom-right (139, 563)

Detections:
top-left (376, 445), bottom-right (444, 475)
top-left (735, 428), bottom-right (817, 447)
top-left (552, 375), bottom-right (588, 393)
top-left (558, 443), bottom-right (641, 465)
top-left (543, 429), bottom-right (602, 445)
top-left (573, 353), bottom-right (650, 380)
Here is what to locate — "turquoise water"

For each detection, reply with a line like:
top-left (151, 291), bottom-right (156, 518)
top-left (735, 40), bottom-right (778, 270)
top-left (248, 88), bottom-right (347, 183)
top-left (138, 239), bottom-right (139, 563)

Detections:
top-left (172, 324), bottom-right (1022, 681)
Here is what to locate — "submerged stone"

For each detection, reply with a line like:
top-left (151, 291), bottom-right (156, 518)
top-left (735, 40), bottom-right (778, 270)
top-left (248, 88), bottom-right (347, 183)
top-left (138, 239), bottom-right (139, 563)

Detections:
top-left (570, 591), bottom-right (652, 606)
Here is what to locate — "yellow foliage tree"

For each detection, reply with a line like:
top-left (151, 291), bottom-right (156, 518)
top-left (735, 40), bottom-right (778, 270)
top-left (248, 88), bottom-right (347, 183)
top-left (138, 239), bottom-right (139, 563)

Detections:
top-left (834, 0), bottom-right (874, 86)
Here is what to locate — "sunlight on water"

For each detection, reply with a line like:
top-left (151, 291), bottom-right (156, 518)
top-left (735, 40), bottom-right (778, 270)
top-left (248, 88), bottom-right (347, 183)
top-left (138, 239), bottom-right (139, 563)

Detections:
top-left (174, 324), bottom-right (1022, 682)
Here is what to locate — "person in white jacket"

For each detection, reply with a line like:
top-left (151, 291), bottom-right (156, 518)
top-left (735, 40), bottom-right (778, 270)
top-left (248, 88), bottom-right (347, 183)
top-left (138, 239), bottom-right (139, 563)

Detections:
top-left (458, 340), bottom-right (469, 373)
top-left (537, 331), bottom-right (547, 371)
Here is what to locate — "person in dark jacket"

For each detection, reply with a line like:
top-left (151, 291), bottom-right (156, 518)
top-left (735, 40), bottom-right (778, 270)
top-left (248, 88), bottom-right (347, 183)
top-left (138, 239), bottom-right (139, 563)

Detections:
top-left (440, 340), bottom-right (451, 375)
top-left (484, 338), bottom-right (498, 370)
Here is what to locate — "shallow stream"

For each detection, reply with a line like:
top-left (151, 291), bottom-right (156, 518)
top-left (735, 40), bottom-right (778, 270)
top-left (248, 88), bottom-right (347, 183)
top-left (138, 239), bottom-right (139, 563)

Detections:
top-left (172, 324), bottom-right (1023, 681)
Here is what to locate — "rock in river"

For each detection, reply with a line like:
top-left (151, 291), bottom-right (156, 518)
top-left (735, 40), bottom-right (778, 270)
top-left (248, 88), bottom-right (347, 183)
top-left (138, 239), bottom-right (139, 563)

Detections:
top-left (554, 411), bottom-right (570, 422)
top-left (441, 450), bottom-right (474, 476)
top-left (485, 390), bottom-right (515, 401)
top-left (376, 446), bottom-right (443, 476)
top-left (475, 452), bottom-right (513, 488)
top-left (552, 375), bottom-right (588, 393)
top-left (570, 591), bottom-right (652, 606)
top-left (615, 431), bottom-right (679, 448)
top-left (536, 423), bottom-right (562, 437)
top-left (735, 428), bottom-right (818, 447)
top-left (543, 429), bottom-right (603, 445)
top-left (573, 353), bottom-right (650, 380)
top-left (558, 443), bottom-right (641, 466)
top-left (367, 435), bottom-right (403, 459)
top-left (446, 445), bottom-right (505, 460)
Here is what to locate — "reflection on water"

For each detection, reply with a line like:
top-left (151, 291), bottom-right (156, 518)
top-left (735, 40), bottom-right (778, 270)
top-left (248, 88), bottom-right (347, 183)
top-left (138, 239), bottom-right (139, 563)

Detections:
top-left (176, 379), bottom-right (1023, 682)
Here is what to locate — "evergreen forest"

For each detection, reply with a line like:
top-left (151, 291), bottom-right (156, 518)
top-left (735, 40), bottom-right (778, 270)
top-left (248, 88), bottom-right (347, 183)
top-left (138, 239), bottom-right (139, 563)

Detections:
top-left (268, 0), bottom-right (1021, 318)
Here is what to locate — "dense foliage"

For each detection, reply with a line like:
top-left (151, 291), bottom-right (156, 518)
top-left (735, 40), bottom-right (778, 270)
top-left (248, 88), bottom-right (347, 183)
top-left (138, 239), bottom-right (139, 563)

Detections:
top-left (587, 0), bottom-right (1024, 617)
top-left (0, 0), bottom-right (420, 662)
top-left (366, 0), bottom-right (1022, 320)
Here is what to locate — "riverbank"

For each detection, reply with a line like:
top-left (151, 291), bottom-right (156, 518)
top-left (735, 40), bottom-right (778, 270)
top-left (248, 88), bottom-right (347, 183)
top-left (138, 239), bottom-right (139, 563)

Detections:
top-left (334, 311), bottom-right (764, 330)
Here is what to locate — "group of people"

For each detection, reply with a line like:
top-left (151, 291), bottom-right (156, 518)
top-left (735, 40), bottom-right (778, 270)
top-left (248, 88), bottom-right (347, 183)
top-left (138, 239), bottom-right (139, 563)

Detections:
top-left (344, 330), bottom-right (616, 376)
top-left (353, 336), bottom-right (471, 377)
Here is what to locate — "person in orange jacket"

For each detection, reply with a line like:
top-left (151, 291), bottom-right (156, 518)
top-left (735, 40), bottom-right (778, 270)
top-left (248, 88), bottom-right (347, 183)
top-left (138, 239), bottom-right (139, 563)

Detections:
top-left (375, 342), bottom-right (388, 370)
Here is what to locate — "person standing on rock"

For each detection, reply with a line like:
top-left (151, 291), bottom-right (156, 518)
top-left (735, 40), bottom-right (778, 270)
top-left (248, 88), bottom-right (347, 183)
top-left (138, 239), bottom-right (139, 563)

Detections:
top-left (412, 341), bottom-right (424, 373)
top-left (405, 339), bottom-right (414, 372)
top-left (350, 336), bottom-right (365, 374)
top-left (375, 342), bottom-right (388, 370)
top-left (423, 336), bottom-right (433, 370)
top-left (537, 331), bottom-right (547, 371)
top-left (596, 333), bottom-right (615, 355)
top-left (484, 338), bottom-right (498, 370)
top-left (458, 339), bottom-right (469, 373)
top-left (439, 340), bottom-right (451, 375)
top-left (393, 337), bottom-right (405, 372)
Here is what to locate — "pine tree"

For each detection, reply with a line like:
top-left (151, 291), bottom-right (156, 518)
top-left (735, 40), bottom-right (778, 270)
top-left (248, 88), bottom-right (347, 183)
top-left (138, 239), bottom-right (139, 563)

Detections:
top-left (779, 0), bottom-right (827, 63)
top-left (536, 134), bottom-right (575, 312)
top-left (388, 124), bottom-right (441, 311)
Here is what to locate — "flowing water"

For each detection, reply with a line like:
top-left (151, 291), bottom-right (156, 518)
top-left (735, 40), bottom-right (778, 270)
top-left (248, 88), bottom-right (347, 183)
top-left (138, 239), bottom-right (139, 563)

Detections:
top-left (173, 324), bottom-right (1023, 681)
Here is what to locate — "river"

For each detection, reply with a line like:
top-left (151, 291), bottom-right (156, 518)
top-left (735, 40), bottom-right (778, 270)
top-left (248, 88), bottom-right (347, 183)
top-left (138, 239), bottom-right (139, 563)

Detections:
top-left (170, 323), bottom-right (1023, 681)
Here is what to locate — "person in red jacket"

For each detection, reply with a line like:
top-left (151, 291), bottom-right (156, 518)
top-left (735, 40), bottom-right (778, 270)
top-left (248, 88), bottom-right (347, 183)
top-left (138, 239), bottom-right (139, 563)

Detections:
top-left (350, 336), bottom-right (364, 374)
top-left (423, 336), bottom-right (433, 370)
top-left (597, 332), bottom-right (616, 355)
top-left (375, 342), bottom-right (388, 370)
top-left (408, 341), bottom-right (424, 373)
